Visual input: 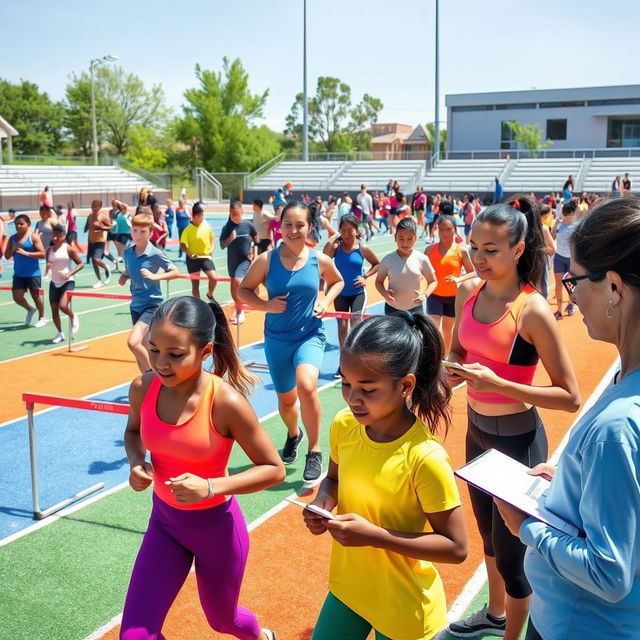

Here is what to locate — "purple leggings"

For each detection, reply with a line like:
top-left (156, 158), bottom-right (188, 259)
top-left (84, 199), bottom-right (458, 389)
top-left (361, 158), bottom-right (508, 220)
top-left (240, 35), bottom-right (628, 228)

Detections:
top-left (120, 494), bottom-right (261, 640)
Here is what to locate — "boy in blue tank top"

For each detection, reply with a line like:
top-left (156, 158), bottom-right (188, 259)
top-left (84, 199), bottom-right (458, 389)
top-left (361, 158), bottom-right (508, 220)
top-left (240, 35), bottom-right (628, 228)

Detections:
top-left (238, 202), bottom-right (344, 482)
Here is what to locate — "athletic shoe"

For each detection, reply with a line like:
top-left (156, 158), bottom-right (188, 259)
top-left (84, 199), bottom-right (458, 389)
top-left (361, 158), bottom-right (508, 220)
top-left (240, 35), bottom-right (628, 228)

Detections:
top-left (447, 604), bottom-right (506, 638)
top-left (34, 317), bottom-right (47, 328)
top-left (554, 310), bottom-right (563, 320)
top-left (25, 308), bottom-right (36, 326)
top-left (333, 367), bottom-right (342, 379)
top-left (72, 315), bottom-right (80, 334)
top-left (303, 451), bottom-right (323, 482)
top-left (104, 268), bottom-right (111, 285)
top-left (92, 281), bottom-right (105, 289)
top-left (52, 331), bottom-right (65, 344)
top-left (281, 429), bottom-right (304, 464)
top-left (230, 310), bottom-right (245, 325)
top-left (262, 630), bottom-right (277, 640)
top-left (565, 303), bottom-right (577, 316)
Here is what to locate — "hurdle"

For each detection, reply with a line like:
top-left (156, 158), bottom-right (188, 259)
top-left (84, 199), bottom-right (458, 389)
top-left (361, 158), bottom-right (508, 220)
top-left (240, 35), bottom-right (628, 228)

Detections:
top-left (0, 285), bottom-right (45, 297)
top-left (22, 392), bottom-right (130, 520)
top-left (165, 273), bottom-right (232, 299)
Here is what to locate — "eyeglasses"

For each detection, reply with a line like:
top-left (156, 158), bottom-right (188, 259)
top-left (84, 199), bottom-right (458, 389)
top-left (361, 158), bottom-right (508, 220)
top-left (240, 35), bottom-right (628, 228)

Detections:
top-left (561, 271), bottom-right (605, 295)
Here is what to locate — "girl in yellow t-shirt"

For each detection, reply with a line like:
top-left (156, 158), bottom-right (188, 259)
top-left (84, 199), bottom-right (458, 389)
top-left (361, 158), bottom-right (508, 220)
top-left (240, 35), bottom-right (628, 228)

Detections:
top-left (303, 313), bottom-right (467, 640)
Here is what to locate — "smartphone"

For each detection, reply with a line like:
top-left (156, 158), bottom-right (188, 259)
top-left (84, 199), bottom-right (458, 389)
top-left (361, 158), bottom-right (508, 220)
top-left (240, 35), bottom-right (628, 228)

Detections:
top-left (442, 360), bottom-right (471, 373)
top-left (285, 497), bottom-right (336, 520)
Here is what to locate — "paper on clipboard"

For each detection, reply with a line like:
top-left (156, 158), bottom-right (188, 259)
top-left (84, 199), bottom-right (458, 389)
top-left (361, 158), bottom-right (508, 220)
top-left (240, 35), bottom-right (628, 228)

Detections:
top-left (285, 497), bottom-right (336, 520)
top-left (455, 449), bottom-right (579, 537)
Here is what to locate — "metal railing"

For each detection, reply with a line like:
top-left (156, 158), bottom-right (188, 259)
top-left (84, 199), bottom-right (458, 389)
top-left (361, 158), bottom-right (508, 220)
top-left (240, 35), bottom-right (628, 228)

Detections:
top-left (113, 158), bottom-right (173, 191)
top-left (243, 153), bottom-right (285, 189)
top-left (4, 154), bottom-right (115, 166)
top-left (283, 150), bottom-right (429, 162)
top-left (195, 168), bottom-right (222, 202)
top-left (443, 147), bottom-right (640, 160)
top-left (209, 172), bottom-right (249, 201)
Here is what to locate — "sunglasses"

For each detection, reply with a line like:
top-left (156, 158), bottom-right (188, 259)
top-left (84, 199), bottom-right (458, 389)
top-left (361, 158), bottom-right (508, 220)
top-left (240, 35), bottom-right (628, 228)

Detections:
top-left (561, 271), bottom-right (605, 295)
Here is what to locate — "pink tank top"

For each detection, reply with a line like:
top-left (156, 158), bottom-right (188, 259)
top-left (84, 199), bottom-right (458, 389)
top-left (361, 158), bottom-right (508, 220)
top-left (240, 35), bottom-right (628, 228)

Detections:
top-left (140, 374), bottom-right (233, 510)
top-left (459, 282), bottom-right (540, 404)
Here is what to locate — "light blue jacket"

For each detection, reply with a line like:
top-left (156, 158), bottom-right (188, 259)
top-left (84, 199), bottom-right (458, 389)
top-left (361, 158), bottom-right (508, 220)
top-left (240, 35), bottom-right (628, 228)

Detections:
top-left (521, 368), bottom-right (640, 639)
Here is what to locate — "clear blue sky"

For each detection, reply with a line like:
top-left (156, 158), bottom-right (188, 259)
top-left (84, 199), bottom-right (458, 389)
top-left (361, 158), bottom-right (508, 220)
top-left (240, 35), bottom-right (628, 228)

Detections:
top-left (2, 0), bottom-right (638, 132)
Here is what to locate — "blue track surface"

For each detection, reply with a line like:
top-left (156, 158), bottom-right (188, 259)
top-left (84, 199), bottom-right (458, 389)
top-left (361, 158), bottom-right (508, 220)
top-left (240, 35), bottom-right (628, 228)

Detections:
top-left (0, 301), bottom-right (384, 539)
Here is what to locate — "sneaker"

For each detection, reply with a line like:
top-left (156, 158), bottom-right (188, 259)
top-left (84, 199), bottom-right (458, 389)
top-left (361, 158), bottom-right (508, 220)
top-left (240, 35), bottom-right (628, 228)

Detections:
top-left (554, 310), bottom-right (563, 320)
top-left (72, 314), bottom-right (80, 334)
top-left (281, 429), bottom-right (304, 464)
top-left (92, 281), bottom-right (105, 289)
top-left (565, 303), bottom-right (577, 316)
top-left (25, 308), bottom-right (36, 326)
top-left (303, 451), bottom-right (323, 482)
top-left (447, 604), bottom-right (506, 638)
top-left (34, 317), bottom-right (47, 328)
top-left (333, 368), bottom-right (341, 379)
top-left (262, 630), bottom-right (277, 640)
top-left (52, 331), bottom-right (65, 344)
top-left (104, 268), bottom-right (111, 285)
top-left (231, 310), bottom-right (245, 325)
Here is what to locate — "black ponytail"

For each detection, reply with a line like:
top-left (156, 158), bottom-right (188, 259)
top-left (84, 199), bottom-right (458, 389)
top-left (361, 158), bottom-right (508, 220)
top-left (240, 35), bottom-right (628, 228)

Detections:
top-left (151, 296), bottom-right (257, 397)
top-left (475, 196), bottom-right (546, 287)
top-left (343, 313), bottom-right (452, 435)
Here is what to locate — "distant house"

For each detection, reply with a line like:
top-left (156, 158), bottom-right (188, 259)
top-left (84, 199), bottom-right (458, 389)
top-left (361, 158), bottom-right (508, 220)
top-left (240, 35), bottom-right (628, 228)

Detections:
top-left (0, 115), bottom-right (18, 164)
top-left (370, 123), bottom-right (430, 160)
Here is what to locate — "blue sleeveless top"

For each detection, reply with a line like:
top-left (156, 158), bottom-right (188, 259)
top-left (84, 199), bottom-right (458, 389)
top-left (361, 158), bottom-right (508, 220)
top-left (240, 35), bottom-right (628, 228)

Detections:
top-left (12, 234), bottom-right (41, 277)
top-left (334, 244), bottom-right (364, 297)
top-left (265, 246), bottom-right (323, 340)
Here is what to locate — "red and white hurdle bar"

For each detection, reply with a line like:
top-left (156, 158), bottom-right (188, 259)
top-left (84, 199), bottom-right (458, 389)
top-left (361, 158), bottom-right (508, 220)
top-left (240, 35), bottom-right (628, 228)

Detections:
top-left (22, 392), bottom-right (130, 520)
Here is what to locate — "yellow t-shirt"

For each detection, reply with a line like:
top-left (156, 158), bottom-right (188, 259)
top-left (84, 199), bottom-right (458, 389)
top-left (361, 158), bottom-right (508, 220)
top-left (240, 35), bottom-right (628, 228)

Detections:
top-left (180, 221), bottom-right (213, 256)
top-left (329, 408), bottom-right (461, 640)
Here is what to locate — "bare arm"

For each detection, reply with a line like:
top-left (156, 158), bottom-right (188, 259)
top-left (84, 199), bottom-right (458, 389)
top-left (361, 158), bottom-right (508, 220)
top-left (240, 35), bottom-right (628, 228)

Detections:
top-left (317, 252), bottom-right (344, 310)
top-left (360, 245), bottom-right (380, 278)
top-left (124, 374), bottom-right (155, 491)
top-left (237, 252), bottom-right (276, 312)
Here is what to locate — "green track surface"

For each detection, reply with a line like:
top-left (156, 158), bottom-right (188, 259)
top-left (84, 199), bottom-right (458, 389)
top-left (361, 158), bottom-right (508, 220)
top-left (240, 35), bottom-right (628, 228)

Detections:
top-left (1, 385), bottom-right (344, 640)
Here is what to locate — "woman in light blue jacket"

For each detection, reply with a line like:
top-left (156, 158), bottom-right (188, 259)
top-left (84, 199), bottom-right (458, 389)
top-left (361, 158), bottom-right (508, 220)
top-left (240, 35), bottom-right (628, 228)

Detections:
top-left (497, 197), bottom-right (640, 640)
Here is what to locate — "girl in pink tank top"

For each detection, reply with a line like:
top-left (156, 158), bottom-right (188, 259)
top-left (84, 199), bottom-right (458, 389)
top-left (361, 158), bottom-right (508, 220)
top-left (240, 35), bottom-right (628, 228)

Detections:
top-left (122, 296), bottom-right (284, 640)
top-left (445, 197), bottom-right (579, 640)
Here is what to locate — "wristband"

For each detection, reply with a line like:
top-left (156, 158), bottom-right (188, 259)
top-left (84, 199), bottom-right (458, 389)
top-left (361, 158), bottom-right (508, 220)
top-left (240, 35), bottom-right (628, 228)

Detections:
top-left (206, 478), bottom-right (215, 499)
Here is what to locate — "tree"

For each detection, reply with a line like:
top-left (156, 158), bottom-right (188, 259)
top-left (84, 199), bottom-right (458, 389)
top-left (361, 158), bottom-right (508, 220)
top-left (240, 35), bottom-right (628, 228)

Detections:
top-left (425, 122), bottom-right (447, 156)
top-left (285, 77), bottom-right (383, 152)
top-left (177, 58), bottom-right (280, 173)
top-left (505, 121), bottom-right (552, 155)
top-left (64, 67), bottom-right (168, 156)
top-left (0, 79), bottom-right (64, 154)
top-left (125, 124), bottom-right (168, 171)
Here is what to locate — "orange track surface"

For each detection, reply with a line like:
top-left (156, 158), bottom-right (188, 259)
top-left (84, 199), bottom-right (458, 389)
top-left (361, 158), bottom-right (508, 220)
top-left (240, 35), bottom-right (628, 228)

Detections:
top-left (99, 315), bottom-right (616, 640)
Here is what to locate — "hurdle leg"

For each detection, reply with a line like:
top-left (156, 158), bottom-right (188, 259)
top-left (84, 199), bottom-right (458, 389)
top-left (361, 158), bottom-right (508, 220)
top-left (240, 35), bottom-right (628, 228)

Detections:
top-left (27, 403), bottom-right (42, 519)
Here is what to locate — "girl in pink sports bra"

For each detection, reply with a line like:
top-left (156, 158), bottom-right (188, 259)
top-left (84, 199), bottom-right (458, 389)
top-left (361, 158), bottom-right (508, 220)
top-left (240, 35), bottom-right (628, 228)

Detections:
top-left (122, 296), bottom-right (285, 640)
top-left (445, 196), bottom-right (579, 640)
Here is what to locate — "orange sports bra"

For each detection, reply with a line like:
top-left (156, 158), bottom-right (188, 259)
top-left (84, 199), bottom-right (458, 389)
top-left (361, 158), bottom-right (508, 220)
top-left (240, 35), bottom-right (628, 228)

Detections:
top-left (140, 374), bottom-right (232, 510)
top-left (430, 243), bottom-right (464, 297)
top-left (458, 282), bottom-right (539, 404)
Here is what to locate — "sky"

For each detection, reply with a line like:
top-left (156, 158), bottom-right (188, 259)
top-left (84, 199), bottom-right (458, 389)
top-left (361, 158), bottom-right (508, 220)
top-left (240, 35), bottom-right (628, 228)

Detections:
top-left (2, 0), bottom-right (640, 133)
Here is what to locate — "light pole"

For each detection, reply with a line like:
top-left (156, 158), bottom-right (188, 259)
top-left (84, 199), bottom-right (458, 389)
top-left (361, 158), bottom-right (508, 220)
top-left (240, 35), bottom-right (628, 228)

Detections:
top-left (302, 0), bottom-right (309, 162)
top-left (90, 54), bottom-right (118, 165)
top-left (431, 0), bottom-right (440, 170)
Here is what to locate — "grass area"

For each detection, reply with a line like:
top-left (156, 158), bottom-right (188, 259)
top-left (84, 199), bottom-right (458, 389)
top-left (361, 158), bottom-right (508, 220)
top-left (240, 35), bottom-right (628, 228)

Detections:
top-left (0, 385), bottom-right (345, 640)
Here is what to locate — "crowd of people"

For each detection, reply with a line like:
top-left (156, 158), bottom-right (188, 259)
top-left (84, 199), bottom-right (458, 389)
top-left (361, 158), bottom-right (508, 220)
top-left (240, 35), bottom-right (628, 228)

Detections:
top-left (1, 179), bottom-right (639, 640)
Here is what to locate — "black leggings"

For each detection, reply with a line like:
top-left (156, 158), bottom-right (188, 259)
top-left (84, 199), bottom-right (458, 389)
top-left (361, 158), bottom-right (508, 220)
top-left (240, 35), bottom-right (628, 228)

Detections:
top-left (466, 406), bottom-right (548, 599)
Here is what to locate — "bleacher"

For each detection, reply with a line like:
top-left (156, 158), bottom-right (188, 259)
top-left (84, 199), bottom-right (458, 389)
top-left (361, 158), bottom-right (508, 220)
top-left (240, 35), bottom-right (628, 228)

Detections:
top-left (252, 161), bottom-right (343, 191)
top-left (0, 165), bottom-right (160, 210)
top-left (503, 158), bottom-right (582, 193)
top-left (331, 161), bottom-right (424, 192)
top-left (420, 159), bottom-right (506, 193)
top-left (581, 157), bottom-right (640, 193)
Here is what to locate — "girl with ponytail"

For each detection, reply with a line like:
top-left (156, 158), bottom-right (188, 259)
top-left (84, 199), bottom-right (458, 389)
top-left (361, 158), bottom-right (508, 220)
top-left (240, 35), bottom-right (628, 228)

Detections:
top-left (122, 296), bottom-right (285, 640)
top-left (445, 196), bottom-right (579, 640)
top-left (302, 313), bottom-right (467, 640)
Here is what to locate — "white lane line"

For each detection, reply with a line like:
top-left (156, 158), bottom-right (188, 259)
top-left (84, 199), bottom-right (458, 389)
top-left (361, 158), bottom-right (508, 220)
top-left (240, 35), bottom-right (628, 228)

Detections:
top-left (443, 357), bottom-right (620, 621)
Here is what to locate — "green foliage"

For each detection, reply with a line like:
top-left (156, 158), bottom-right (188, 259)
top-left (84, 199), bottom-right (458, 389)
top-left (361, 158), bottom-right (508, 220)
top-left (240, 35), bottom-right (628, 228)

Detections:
top-left (177, 58), bottom-right (281, 172)
top-left (0, 79), bottom-right (64, 154)
top-left (125, 124), bottom-right (168, 171)
top-left (64, 66), bottom-right (168, 157)
top-left (505, 121), bottom-right (552, 154)
top-left (285, 77), bottom-right (383, 152)
top-left (425, 122), bottom-right (447, 155)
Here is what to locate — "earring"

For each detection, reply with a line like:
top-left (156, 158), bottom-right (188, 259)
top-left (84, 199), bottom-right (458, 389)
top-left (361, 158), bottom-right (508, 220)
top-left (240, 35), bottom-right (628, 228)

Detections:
top-left (606, 300), bottom-right (614, 319)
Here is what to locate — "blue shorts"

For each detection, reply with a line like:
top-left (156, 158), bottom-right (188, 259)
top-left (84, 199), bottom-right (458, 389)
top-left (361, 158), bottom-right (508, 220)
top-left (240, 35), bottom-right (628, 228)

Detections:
top-left (130, 306), bottom-right (158, 326)
top-left (230, 259), bottom-right (251, 280)
top-left (264, 331), bottom-right (326, 393)
top-left (553, 253), bottom-right (571, 275)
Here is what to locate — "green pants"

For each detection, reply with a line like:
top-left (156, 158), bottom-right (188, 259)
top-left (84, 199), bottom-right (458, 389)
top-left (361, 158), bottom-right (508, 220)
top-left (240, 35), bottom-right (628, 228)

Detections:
top-left (313, 592), bottom-right (392, 640)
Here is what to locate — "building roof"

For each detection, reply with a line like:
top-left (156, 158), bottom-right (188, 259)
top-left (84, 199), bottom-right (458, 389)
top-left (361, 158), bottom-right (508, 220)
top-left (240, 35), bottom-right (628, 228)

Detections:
top-left (405, 124), bottom-right (428, 143)
top-left (371, 133), bottom-right (402, 144)
top-left (0, 115), bottom-right (18, 138)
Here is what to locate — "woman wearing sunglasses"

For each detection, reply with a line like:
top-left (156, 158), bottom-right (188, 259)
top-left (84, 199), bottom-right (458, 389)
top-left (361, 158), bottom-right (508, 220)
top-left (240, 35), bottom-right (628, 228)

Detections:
top-left (496, 197), bottom-right (640, 640)
top-left (446, 196), bottom-right (580, 640)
